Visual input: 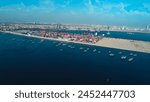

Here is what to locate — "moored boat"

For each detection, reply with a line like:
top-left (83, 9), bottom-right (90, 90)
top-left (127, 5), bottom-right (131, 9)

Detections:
top-left (93, 49), bottom-right (97, 52)
top-left (80, 47), bottom-right (84, 50)
top-left (107, 31), bottom-right (110, 35)
top-left (83, 50), bottom-right (87, 52)
top-left (98, 51), bottom-right (101, 53)
top-left (128, 58), bottom-right (134, 62)
top-left (119, 52), bottom-right (122, 54)
top-left (109, 53), bottom-right (115, 57)
top-left (121, 56), bottom-right (127, 60)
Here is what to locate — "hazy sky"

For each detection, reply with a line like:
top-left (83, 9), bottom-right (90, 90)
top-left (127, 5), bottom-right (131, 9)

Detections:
top-left (0, 0), bottom-right (150, 27)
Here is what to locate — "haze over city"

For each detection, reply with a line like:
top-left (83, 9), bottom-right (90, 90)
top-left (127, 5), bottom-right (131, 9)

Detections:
top-left (0, 0), bottom-right (150, 27)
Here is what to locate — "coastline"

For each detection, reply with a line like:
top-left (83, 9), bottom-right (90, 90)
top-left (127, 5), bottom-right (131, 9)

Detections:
top-left (96, 38), bottom-right (150, 54)
top-left (1, 30), bottom-right (150, 54)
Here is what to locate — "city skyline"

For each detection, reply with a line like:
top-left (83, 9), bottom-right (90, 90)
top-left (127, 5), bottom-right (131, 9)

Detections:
top-left (0, 0), bottom-right (150, 27)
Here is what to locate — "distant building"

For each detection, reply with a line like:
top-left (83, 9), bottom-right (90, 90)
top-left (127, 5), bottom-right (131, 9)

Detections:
top-left (146, 25), bottom-right (149, 30)
top-left (55, 24), bottom-right (64, 30)
top-left (121, 26), bottom-right (125, 30)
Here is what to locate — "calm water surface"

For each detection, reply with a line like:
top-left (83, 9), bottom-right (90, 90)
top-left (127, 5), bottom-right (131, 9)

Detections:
top-left (0, 32), bottom-right (150, 85)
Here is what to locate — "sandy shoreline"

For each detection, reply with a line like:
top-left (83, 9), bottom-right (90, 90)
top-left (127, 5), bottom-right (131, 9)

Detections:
top-left (96, 38), bottom-right (150, 54)
top-left (1, 31), bottom-right (150, 54)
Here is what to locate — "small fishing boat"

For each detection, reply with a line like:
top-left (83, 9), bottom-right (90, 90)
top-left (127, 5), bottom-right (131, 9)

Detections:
top-left (12, 38), bottom-right (16, 41)
top-left (107, 31), bottom-right (110, 35)
top-left (80, 47), bottom-right (84, 50)
top-left (98, 51), bottom-right (101, 53)
top-left (128, 58), bottom-right (134, 62)
top-left (121, 56), bottom-right (127, 60)
top-left (71, 46), bottom-right (75, 49)
top-left (83, 50), bottom-right (87, 52)
top-left (86, 48), bottom-right (90, 50)
top-left (119, 52), bottom-right (122, 54)
top-left (130, 53), bottom-right (133, 56)
top-left (93, 49), bottom-right (97, 52)
top-left (62, 43), bottom-right (67, 46)
top-left (60, 49), bottom-right (63, 51)
top-left (56, 44), bottom-right (61, 47)
top-left (127, 32), bottom-right (134, 34)
top-left (133, 54), bottom-right (137, 57)
top-left (109, 53), bottom-right (115, 57)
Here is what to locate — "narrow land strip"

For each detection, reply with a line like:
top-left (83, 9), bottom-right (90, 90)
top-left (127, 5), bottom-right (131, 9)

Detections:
top-left (1, 31), bottom-right (150, 54)
top-left (96, 38), bottom-right (150, 53)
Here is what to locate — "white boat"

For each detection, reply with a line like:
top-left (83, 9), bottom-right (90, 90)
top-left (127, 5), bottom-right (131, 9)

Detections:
top-left (121, 56), bottom-right (126, 59)
top-left (95, 32), bottom-right (98, 36)
top-left (56, 44), bottom-right (61, 46)
top-left (93, 49), bottom-right (97, 52)
top-left (98, 51), bottom-right (101, 53)
top-left (68, 45), bottom-right (71, 47)
top-left (62, 43), bottom-right (67, 46)
top-left (109, 51), bottom-right (111, 53)
top-left (60, 49), bottom-right (63, 51)
top-left (130, 53), bottom-right (133, 56)
top-left (109, 53), bottom-right (115, 57)
top-left (27, 33), bottom-right (31, 36)
top-left (128, 58), bottom-right (134, 62)
top-left (119, 52), bottom-right (122, 54)
top-left (86, 48), bottom-right (90, 50)
top-left (80, 47), bottom-right (84, 50)
top-left (83, 50), bottom-right (87, 52)
top-left (12, 38), bottom-right (16, 41)
top-left (68, 45), bottom-right (74, 48)
top-left (107, 31), bottom-right (110, 35)
top-left (127, 32), bottom-right (134, 34)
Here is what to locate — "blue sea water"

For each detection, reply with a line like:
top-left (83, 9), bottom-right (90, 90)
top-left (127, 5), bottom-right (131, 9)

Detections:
top-left (0, 32), bottom-right (150, 85)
